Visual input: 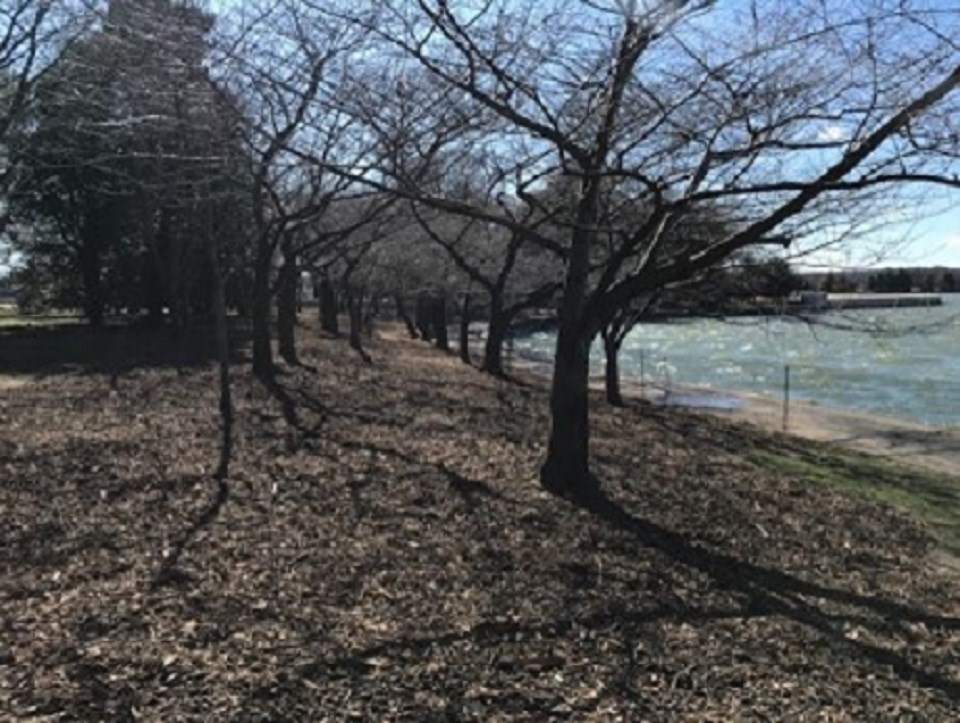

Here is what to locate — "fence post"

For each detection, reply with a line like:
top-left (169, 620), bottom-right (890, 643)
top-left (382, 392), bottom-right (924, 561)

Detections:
top-left (782, 364), bottom-right (791, 433)
top-left (639, 349), bottom-right (645, 399)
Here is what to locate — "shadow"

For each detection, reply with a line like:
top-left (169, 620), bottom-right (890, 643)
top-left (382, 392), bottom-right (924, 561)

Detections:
top-left (152, 476), bottom-right (229, 589)
top-left (327, 434), bottom-right (512, 513)
top-left (233, 600), bottom-right (759, 718)
top-left (300, 601), bottom-right (754, 677)
top-left (256, 374), bottom-right (327, 446)
top-left (562, 482), bottom-right (960, 702)
top-left (0, 321), bottom-right (250, 378)
top-left (446, 469), bottom-right (499, 512)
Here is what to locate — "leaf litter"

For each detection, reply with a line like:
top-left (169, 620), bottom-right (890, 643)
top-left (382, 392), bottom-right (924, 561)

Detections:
top-left (1, 323), bottom-right (958, 720)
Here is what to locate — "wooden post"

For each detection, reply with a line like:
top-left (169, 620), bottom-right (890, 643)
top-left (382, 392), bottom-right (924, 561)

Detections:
top-left (782, 364), bottom-right (791, 433)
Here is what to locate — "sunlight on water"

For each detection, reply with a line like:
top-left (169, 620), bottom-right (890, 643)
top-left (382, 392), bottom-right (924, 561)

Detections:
top-left (517, 294), bottom-right (960, 427)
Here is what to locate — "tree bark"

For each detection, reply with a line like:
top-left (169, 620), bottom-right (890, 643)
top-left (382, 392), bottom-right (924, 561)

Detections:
top-left (165, 218), bottom-right (187, 329)
top-left (347, 286), bottom-right (371, 362)
top-left (432, 294), bottom-right (450, 351)
top-left (459, 292), bottom-right (471, 364)
top-left (277, 242), bottom-right (299, 365)
top-left (541, 320), bottom-right (593, 494)
top-left (415, 294), bottom-right (433, 341)
top-left (251, 244), bottom-right (274, 380)
top-left (603, 332), bottom-right (624, 407)
top-left (208, 222), bottom-right (233, 481)
top-left (395, 294), bottom-right (418, 338)
top-left (141, 249), bottom-right (165, 324)
top-left (78, 242), bottom-right (104, 327)
top-left (482, 297), bottom-right (509, 376)
top-left (540, 188), bottom-right (602, 496)
top-left (481, 314), bottom-right (510, 377)
top-left (318, 274), bottom-right (339, 335)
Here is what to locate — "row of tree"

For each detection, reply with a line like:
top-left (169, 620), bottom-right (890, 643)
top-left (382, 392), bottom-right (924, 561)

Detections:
top-left (865, 269), bottom-right (957, 293)
top-left (1, 0), bottom-right (958, 496)
top-left (812, 268), bottom-right (958, 294)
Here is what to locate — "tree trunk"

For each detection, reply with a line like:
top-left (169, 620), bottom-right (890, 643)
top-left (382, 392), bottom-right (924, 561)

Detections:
top-left (395, 294), bottom-right (418, 339)
top-left (347, 287), bottom-right (371, 362)
top-left (433, 295), bottom-right (450, 351)
top-left (459, 292), bottom-right (471, 364)
top-left (603, 332), bottom-right (624, 407)
top-left (208, 224), bottom-right (233, 481)
top-left (481, 294), bottom-right (508, 376)
top-left (541, 319), bottom-right (594, 495)
top-left (540, 188), bottom-right (602, 497)
top-left (415, 294), bottom-right (433, 341)
top-left (79, 243), bottom-right (104, 327)
top-left (142, 249), bottom-right (165, 324)
top-left (277, 243), bottom-right (299, 366)
top-left (251, 245), bottom-right (274, 380)
top-left (140, 194), bottom-right (166, 326)
top-left (166, 220), bottom-right (187, 329)
top-left (318, 274), bottom-right (339, 335)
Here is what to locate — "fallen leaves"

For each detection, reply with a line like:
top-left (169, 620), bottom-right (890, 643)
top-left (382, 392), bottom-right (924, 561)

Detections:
top-left (1, 323), bottom-right (959, 720)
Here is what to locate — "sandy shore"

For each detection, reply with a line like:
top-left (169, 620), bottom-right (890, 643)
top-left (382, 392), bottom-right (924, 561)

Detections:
top-left (619, 378), bottom-right (960, 478)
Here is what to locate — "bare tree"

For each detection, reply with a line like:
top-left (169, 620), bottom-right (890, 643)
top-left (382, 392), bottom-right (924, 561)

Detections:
top-left (322, 0), bottom-right (960, 498)
top-left (217, 0), bottom-right (390, 377)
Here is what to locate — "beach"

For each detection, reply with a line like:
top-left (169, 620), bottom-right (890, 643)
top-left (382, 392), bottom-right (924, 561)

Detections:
top-left (628, 380), bottom-right (960, 479)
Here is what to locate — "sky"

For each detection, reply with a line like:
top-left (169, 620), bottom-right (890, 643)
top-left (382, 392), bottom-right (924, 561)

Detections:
top-left (3, 0), bottom-right (958, 277)
top-left (897, 209), bottom-right (960, 268)
top-left (207, 0), bottom-right (959, 271)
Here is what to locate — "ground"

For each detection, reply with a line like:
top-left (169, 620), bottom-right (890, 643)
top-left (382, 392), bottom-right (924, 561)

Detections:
top-left (1, 321), bottom-right (959, 720)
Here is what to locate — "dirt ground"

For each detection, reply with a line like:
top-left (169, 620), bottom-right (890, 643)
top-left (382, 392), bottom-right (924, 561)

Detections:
top-left (2, 324), bottom-right (959, 720)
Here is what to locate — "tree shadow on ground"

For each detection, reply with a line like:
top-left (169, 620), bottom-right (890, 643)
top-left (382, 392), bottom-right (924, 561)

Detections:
top-left (566, 482), bottom-right (960, 702)
top-left (324, 434), bottom-right (521, 515)
top-left (152, 476), bottom-right (230, 589)
top-left (253, 373), bottom-right (330, 455)
top-left (0, 322), bottom-right (250, 378)
top-left (261, 602), bottom-right (757, 718)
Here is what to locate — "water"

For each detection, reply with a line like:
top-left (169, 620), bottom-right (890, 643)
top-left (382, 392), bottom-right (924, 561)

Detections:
top-left (515, 294), bottom-right (960, 427)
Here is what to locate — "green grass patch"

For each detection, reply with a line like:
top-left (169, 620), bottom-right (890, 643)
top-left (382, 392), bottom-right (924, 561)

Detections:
top-left (0, 314), bottom-right (83, 328)
top-left (748, 443), bottom-right (960, 555)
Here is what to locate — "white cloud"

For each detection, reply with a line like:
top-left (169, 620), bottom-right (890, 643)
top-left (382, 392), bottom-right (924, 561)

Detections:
top-left (817, 125), bottom-right (846, 143)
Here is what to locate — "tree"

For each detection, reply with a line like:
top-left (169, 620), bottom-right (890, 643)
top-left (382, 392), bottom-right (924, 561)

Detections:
top-left (0, 1), bottom-right (81, 205)
top-left (217, 0), bottom-right (388, 378)
top-left (9, 0), bottom-right (246, 326)
top-left (943, 271), bottom-right (957, 293)
top-left (410, 199), bottom-right (560, 375)
top-left (330, 0), bottom-right (960, 498)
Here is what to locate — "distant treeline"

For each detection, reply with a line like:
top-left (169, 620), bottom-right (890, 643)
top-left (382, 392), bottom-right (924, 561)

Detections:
top-left (801, 268), bottom-right (958, 294)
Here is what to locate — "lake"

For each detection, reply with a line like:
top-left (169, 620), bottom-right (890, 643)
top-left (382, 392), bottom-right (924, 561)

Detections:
top-left (515, 294), bottom-right (960, 428)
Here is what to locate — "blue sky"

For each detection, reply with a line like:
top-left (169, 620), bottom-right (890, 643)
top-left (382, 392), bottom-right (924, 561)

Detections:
top-left (4, 0), bottom-right (957, 276)
top-left (900, 209), bottom-right (960, 268)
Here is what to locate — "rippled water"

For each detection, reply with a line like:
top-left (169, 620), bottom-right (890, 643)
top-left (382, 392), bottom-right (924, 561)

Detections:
top-left (516, 294), bottom-right (960, 427)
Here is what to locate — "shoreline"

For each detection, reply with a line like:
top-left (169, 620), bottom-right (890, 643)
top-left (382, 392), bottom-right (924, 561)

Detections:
top-left (623, 377), bottom-right (960, 478)
top-left (499, 346), bottom-right (960, 479)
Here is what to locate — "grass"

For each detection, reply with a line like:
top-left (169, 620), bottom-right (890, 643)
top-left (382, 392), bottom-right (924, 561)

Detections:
top-left (748, 442), bottom-right (960, 555)
top-left (0, 303), bottom-right (83, 328)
